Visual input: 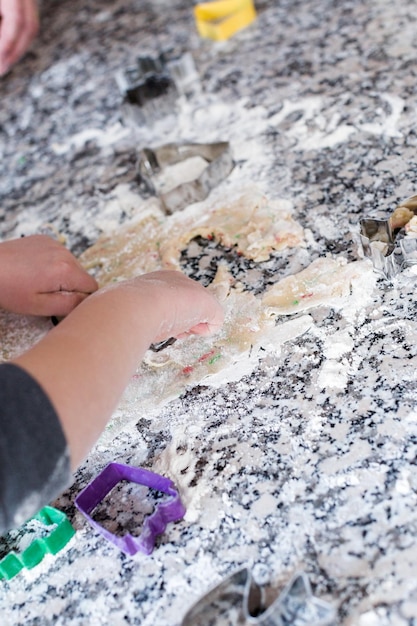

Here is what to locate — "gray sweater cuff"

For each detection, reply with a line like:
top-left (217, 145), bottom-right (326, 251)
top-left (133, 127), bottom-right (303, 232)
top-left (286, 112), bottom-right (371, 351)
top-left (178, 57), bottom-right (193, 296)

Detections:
top-left (0, 363), bottom-right (71, 534)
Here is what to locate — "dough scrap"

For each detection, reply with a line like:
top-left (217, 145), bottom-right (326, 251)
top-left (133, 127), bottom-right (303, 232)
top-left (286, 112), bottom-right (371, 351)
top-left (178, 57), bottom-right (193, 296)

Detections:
top-left (262, 257), bottom-right (370, 315)
top-left (80, 208), bottom-right (165, 283)
top-left (79, 187), bottom-right (305, 285)
top-left (159, 189), bottom-right (304, 267)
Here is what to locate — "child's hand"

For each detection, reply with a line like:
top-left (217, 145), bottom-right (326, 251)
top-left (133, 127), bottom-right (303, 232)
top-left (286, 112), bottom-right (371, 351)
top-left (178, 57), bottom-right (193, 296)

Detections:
top-left (99, 270), bottom-right (225, 345)
top-left (131, 270), bottom-right (225, 342)
top-left (0, 235), bottom-right (98, 316)
top-left (14, 269), bottom-right (224, 469)
top-left (0, 0), bottom-right (39, 75)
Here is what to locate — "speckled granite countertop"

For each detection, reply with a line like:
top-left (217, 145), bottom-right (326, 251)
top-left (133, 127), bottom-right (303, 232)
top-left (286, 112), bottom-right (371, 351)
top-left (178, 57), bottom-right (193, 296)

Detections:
top-left (2, 0), bottom-right (417, 624)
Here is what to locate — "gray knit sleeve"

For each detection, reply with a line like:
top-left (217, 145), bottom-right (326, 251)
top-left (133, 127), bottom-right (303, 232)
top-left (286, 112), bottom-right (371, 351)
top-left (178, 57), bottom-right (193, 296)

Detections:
top-left (0, 363), bottom-right (71, 535)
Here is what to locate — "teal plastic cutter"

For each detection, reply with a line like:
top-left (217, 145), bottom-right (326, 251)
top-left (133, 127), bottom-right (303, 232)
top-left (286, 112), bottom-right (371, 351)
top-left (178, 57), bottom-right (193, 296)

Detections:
top-left (0, 505), bottom-right (75, 581)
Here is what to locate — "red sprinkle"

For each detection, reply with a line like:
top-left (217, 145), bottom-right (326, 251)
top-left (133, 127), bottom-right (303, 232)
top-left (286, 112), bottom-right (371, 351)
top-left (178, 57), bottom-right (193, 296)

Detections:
top-left (198, 349), bottom-right (216, 362)
top-left (182, 365), bottom-right (194, 375)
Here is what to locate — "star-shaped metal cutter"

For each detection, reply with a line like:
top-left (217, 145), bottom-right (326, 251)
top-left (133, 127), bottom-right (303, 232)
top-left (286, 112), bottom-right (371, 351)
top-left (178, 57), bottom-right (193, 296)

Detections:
top-left (137, 141), bottom-right (234, 214)
top-left (359, 194), bottom-right (417, 279)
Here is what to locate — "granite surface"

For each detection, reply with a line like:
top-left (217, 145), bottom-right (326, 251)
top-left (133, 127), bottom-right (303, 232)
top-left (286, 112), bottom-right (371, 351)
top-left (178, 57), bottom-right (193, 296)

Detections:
top-left (2, 0), bottom-right (417, 624)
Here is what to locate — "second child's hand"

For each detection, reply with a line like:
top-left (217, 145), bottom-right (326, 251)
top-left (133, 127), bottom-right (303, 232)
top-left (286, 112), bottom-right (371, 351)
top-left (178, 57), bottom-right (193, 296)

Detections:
top-left (0, 0), bottom-right (39, 75)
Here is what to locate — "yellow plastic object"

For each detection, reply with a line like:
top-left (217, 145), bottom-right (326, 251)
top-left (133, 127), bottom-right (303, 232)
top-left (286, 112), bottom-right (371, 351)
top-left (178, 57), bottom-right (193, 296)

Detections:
top-left (194, 0), bottom-right (257, 41)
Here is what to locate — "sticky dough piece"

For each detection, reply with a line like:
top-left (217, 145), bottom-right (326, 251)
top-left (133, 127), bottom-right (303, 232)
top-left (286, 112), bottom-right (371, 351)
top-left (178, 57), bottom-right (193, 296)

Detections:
top-left (159, 190), bottom-right (304, 268)
top-left (262, 257), bottom-right (369, 315)
top-left (79, 188), bottom-right (305, 284)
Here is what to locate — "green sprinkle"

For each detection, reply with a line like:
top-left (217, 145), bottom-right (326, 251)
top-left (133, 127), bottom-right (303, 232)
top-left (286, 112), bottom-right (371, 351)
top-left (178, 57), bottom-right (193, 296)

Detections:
top-left (292, 300), bottom-right (299, 306)
top-left (208, 353), bottom-right (221, 365)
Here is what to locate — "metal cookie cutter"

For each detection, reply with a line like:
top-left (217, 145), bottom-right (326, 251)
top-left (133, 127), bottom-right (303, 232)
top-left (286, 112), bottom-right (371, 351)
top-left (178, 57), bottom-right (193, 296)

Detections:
top-left (194, 0), bottom-right (257, 41)
top-left (74, 463), bottom-right (185, 555)
top-left (181, 567), bottom-right (337, 626)
top-left (150, 337), bottom-right (177, 353)
top-left (0, 506), bottom-right (75, 581)
top-left (162, 50), bottom-right (200, 96)
top-left (116, 51), bottom-right (199, 126)
top-left (116, 53), bottom-right (176, 127)
top-left (137, 141), bottom-right (234, 213)
top-left (359, 194), bottom-right (417, 279)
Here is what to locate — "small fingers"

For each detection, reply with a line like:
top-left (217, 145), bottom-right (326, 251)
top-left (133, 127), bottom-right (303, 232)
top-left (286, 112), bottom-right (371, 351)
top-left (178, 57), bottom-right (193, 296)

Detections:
top-left (47, 259), bottom-right (99, 297)
top-left (36, 290), bottom-right (94, 317)
top-left (67, 266), bottom-right (99, 295)
top-left (174, 303), bottom-right (225, 340)
top-left (179, 319), bottom-right (224, 338)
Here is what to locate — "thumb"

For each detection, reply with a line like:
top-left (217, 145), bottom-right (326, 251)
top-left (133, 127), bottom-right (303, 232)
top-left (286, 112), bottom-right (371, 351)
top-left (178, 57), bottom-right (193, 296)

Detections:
top-left (36, 290), bottom-right (93, 317)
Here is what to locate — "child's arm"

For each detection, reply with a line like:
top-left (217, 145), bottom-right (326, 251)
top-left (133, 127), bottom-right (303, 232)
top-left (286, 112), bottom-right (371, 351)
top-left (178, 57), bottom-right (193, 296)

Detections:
top-left (14, 270), bottom-right (224, 470)
top-left (0, 235), bottom-right (98, 316)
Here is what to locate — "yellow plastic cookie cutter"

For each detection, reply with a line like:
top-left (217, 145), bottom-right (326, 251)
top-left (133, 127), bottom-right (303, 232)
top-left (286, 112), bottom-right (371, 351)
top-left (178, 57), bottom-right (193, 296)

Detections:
top-left (194, 0), bottom-right (257, 41)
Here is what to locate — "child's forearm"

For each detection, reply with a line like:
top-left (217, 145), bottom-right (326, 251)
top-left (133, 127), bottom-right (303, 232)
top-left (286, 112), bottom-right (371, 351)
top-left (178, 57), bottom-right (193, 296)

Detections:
top-left (13, 272), bottom-right (224, 470)
top-left (14, 285), bottom-right (161, 469)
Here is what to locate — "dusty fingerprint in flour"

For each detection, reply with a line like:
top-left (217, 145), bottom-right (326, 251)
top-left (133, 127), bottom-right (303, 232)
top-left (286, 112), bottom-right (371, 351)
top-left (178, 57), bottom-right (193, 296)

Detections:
top-left (152, 415), bottom-right (265, 526)
top-left (153, 425), bottom-right (210, 522)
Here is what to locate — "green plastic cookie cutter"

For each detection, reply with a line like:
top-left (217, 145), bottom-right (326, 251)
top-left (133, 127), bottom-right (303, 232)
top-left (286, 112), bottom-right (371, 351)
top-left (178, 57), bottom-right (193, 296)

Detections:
top-left (0, 505), bottom-right (75, 581)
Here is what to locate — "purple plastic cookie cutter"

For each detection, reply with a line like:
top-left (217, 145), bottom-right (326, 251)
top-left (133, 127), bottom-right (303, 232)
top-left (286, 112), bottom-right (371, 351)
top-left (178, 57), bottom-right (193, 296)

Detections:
top-left (74, 463), bottom-right (186, 555)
